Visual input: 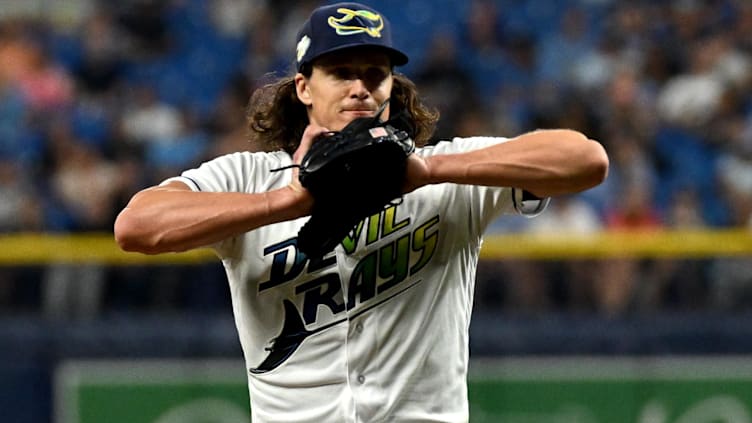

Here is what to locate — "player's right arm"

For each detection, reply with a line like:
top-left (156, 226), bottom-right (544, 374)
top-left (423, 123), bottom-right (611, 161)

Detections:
top-left (114, 125), bottom-right (323, 255)
top-left (114, 182), bottom-right (312, 254)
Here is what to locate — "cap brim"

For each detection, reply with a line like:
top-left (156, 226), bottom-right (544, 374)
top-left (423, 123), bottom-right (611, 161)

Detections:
top-left (303, 43), bottom-right (408, 69)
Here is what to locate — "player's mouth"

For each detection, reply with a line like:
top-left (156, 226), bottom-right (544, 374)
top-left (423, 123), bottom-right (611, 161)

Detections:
top-left (342, 103), bottom-right (377, 116)
top-left (342, 109), bottom-right (375, 117)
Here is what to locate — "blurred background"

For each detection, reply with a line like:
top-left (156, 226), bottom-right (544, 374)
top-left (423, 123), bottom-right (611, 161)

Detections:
top-left (1, 0), bottom-right (752, 422)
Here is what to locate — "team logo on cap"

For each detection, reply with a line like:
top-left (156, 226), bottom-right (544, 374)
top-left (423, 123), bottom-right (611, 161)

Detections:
top-left (296, 35), bottom-right (311, 62)
top-left (327, 8), bottom-right (384, 37)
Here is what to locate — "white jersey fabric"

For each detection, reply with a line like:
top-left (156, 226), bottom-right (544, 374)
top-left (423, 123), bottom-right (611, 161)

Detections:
top-left (166, 136), bottom-right (548, 423)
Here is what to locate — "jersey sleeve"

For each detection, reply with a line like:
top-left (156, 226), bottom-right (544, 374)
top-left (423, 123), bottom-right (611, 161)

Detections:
top-left (161, 151), bottom-right (291, 194)
top-left (417, 136), bottom-right (549, 235)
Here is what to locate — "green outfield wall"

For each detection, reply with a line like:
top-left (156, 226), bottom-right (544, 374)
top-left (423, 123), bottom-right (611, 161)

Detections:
top-left (57, 357), bottom-right (752, 423)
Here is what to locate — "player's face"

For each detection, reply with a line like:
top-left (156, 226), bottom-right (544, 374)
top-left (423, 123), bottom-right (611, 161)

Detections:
top-left (295, 49), bottom-right (393, 131)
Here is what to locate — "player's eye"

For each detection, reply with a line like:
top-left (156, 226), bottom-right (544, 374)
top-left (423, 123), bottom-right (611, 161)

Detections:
top-left (331, 67), bottom-right (357, 80)
top-left (363, 67), bottom-right (389, 84)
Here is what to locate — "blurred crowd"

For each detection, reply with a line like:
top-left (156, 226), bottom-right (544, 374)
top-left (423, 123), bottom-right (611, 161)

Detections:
top-left (0, 0), bottom-right (751, 318)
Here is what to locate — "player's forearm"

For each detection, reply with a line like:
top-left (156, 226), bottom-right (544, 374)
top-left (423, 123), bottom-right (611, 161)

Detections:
top-left (425, 129), bottom-right (609, 197)
top-left (114, 186), bottom-right (311, 254)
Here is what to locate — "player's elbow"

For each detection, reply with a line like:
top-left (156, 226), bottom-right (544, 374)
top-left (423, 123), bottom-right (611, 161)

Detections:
top-left (543, 130), bottom-right (609, 187)
top-left (581, 139), bottom-right (609, 187)
top-left (113, 209), bottom-right (161, 254)
top-left (552, 130), bottom-right (610, 191)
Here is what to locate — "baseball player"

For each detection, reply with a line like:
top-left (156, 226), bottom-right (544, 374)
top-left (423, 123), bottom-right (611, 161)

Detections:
top-left (114, 2), bottom-right (608, 422)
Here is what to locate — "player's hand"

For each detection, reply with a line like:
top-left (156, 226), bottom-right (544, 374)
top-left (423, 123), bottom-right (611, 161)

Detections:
top-left (287, 124), bottom-right (330, 213)
top-left (402, 153), bottom-right (431, 194)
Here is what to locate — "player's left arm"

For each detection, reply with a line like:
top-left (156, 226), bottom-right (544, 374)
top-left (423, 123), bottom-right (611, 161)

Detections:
top-left (404, 129), bottom-right (609, 197)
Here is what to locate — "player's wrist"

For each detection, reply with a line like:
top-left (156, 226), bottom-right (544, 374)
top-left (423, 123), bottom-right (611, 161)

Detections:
top-left (419, 155), bottom-right (442, 186)
top-left (283, 184), bottom-right (314, 218)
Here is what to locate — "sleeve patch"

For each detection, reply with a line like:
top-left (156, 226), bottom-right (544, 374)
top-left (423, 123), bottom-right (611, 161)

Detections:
top-left (512, 188), bottom-right (550, 217)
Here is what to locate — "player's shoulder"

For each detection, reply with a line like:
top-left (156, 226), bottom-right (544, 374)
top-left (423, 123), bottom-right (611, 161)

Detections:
top-left (176, 149), bottom-right (293, 193)
top-left (203, 150), bottom-right (292, 171)
top-left (417, 136), bottom-right (509, 156)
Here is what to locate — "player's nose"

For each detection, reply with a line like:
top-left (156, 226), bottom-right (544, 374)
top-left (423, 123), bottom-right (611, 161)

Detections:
top-left (348, 78), bottom-right (370, 100)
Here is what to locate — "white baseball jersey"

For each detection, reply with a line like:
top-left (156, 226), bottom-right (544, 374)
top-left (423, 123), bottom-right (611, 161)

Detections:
top-left (166, 136), bottom-right (548, 423)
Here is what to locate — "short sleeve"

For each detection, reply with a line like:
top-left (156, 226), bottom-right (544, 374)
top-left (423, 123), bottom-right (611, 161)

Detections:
top-left (161, 151), bottom-right (292, 194)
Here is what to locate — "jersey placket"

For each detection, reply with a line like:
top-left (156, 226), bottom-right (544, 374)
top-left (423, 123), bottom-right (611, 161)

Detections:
top-left (338, 247), bottom-right (386, 422)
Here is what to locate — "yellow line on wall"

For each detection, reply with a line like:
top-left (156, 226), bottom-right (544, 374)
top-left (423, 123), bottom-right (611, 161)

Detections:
top-left (480, 229), bottom-right (752, 259)
top-left (0, 233), bottom-right (215, 265)
top-left (0, 230), bottom-right (750, 265)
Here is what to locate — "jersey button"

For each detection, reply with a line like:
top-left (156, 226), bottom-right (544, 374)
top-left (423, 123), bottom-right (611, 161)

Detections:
top-left (355, 322), bottom-right (363, 333)
top-left (357, 374), bottom-right (366, 384)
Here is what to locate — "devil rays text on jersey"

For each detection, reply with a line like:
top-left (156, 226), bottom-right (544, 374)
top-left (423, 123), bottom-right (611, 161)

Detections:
top-left (251, 204), bottom-right (440, 373)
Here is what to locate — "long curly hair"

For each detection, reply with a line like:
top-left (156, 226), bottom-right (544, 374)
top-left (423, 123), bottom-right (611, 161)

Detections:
top-left (246, 71), bottom-right (439, 155)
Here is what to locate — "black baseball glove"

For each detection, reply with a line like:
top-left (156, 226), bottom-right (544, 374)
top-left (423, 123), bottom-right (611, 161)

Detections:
top-left (295, 101), bottom-right (415, 258)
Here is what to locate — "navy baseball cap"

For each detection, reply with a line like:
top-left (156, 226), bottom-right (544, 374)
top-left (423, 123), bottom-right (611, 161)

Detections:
top-left (295, 2), bottom-right (409, 72)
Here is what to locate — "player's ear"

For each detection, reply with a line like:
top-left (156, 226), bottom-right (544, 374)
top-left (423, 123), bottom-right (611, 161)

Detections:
top-left (295, 74), bottom-right (312, 106)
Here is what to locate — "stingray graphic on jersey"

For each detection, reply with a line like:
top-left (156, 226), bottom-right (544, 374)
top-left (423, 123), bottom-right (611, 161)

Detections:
top-left (250, 299), bottom-right (340, 374)
top-left (250, 280), bottom-right (424, 374)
